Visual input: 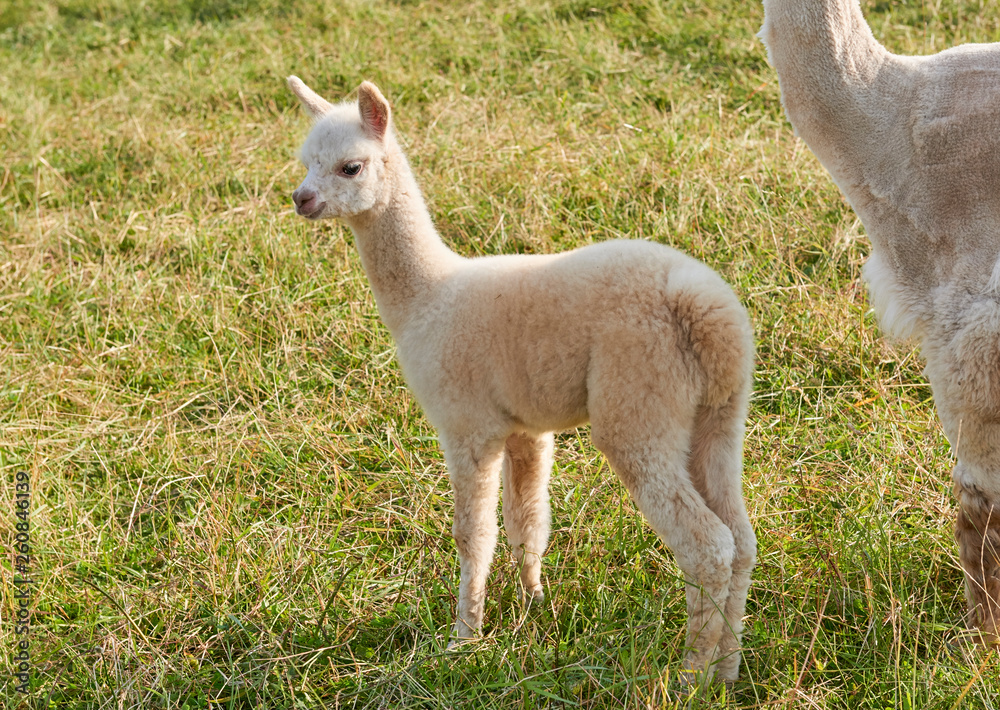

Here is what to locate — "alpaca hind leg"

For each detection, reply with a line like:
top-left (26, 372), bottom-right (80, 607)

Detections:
top-left (954, 471), bottom-right (1000, 642)
top-left (502, 432), bottom-right (554, 604)
top-left (599, 442), bottom-right (736, 684)
top-left (442, 435), bottom-right (506, 645)
top-left (687, 399), bottom-right (756, 682)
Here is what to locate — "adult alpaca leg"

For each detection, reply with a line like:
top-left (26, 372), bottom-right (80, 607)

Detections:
top-left (687, 397), bottom-right (756, 682)
top-left (443, 435), bottom-right (506, 644)
top-left (502, 432), bottom-right (554, 604)
top-left (954, 471), bottom-right (1000, 641)
top-left (923, 301), bottom-right (1000, 643)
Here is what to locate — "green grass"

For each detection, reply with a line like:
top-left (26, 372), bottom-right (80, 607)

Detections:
top-left (2, 0), bottom-right (999, 707)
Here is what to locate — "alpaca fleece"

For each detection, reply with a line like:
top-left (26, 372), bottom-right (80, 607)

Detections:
top-left (288, 77), bottom-right (758, 681)
top-left (759, 0), bottom-right (1000, 639)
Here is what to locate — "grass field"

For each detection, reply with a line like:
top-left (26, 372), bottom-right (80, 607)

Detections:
top-left (2, 0), bottom-right (999, 707)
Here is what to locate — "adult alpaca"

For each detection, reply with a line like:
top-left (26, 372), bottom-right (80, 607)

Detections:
top-left (759, 0), bottom-right (1000, 640)
top-left (287, 77), bottom-right (757, 683)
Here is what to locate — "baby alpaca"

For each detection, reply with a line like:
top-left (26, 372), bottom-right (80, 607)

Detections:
top-left (760, 0), bottom-right (1000, 640)
top-left (288, 77), bottom-right (757, 682)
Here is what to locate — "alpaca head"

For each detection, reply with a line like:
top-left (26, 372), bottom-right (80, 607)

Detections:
top-left (288, 77), bottom-right (393, 220)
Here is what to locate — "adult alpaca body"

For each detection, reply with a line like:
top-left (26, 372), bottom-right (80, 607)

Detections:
top-left (759, 0), bottom-right (1000, 639)
top-left (287, 77), bottom-right (757, 682)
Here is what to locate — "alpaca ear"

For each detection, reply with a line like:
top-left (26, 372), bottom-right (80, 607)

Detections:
top-left (358, 81), bottom-right (390, 140)
top-left (288, 75), bottom-right (333, 120)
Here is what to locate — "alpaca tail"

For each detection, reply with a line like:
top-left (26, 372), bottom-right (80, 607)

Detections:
top-left (683, 290), bottom-right (755, 410)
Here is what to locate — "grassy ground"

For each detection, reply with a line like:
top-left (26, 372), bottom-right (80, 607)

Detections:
top-left (1, 0), bottom-right (999, 707)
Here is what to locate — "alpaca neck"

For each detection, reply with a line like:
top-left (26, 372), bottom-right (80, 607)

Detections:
top-left (761, 0), bottom-right (899, 178)
top-left (344, 149), bottom-right (461, 335)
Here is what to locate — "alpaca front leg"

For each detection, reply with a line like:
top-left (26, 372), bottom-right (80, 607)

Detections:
top-left (443, 436), bottom-right (506, 645)
top-left (954, 471), bottom-right (1000, 641)
top-left (502, 432), bottom-right (554, 603)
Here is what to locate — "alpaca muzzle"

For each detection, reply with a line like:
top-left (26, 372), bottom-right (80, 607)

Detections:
top-left (293, 187), bottom-right (326, 219)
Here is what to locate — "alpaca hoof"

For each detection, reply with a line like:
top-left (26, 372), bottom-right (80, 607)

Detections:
top-left (946, 626), bottom-right (999, 663)
top-left (447, 629), bottom-right (480, 651)
top-left (446, 636), bottom-right (474, 651)
top-left (521, 585), bottom-right (544, 606)
top-left (677, 667), bottom-right (714, 688)
top-left (447, 620), bottom-right (479, 650)
top-left (713, 653), bottom-right (742, 684)
top-left (971, 625), bottom-right (1000, 646)
top-left (679, 654), bottom-right (732, 689)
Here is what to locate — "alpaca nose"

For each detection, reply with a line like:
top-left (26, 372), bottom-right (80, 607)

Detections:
top-left (293, 187), bottom-right (316, 211)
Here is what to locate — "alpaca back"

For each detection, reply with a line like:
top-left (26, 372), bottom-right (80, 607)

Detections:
top-left (394, 240), bottom-right (751, 436)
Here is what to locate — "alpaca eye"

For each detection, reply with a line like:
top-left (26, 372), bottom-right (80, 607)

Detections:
top-left (342, 162), bottom-right (363, 176)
